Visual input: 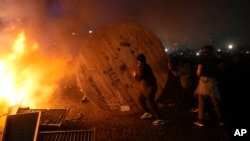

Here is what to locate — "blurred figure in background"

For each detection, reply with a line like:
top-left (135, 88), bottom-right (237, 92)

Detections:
top-left (168, 56), bottom-right (197, 111)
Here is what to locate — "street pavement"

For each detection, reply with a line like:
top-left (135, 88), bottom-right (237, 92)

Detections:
top-left (37, 86), bottom-right (249, 141)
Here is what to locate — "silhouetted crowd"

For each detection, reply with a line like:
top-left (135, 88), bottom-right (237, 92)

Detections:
top-left (165, 48), bottom-right (250, 126)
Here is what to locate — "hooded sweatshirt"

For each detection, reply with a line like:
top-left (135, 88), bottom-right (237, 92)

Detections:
top-left (135, 54), bottom-right (157, 89)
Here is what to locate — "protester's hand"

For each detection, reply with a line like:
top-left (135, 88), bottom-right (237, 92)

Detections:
top-left (132, 71), bottom-right (137, 77)
top-left (194, 93), bottom-right (197, 99)
top-left (167, 63), bottom-right (172, 70)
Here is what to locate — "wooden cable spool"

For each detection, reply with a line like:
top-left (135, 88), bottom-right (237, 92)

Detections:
top-left (76, 22), bottom-right (169, 115)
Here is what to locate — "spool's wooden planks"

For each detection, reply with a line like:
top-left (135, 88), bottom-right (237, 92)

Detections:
top-left (76, 22), bottom-right (169, 114)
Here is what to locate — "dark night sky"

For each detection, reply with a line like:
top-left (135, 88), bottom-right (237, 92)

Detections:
top-left (1, 0), bottom-right (250, 51)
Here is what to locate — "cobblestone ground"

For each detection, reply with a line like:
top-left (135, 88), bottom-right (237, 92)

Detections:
top-left (34, 86), bottom-right (247, 141)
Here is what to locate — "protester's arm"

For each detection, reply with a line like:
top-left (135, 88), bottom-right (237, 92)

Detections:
top-left (196, 64), bottom-right (202, 77)
top-left (133, 70), bottom-right (142, 81)
top-left (168, 63), bottom-right (179, 76)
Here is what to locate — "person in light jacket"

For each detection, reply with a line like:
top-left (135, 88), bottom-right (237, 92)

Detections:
top-left (193, 45), bottom-right (224, 127)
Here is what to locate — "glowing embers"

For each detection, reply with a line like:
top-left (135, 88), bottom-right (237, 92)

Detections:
top-left (16, 107), bottom-right (69, 127)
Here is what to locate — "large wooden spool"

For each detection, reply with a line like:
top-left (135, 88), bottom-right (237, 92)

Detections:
top-left (76, 22), bottom-right (169, 114)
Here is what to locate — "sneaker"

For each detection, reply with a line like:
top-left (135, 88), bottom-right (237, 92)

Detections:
top-left (153, 119), bottom-right (165, 125)
top-left (190, 107), bottom-right (198, 113)
top-left (140, 113), bottom-right (152, 119)
top-left (193, 121), bottom-right (204, 127)
top-left (218, 121), bottom-right (224, 126)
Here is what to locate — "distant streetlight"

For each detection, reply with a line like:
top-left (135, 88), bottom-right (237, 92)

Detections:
top-left (228, 44), bottom-right (233, 50)
top-left (228, 44), bottom-right (233, 54)
top-left (164, 48), bottom-right (168, 52)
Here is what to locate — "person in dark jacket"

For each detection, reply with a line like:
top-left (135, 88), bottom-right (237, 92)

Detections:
top-left (132, 53), bottom-right (164, 125)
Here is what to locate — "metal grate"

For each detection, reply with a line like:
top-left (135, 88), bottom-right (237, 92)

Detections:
top-left (17, 107), bottom-right (69, 127)
top-left (2, 112), bottom-right (41, 141)
top-left (38, 129), bottom-right (95, 141)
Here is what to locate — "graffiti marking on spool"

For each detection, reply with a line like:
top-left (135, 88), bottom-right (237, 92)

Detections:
top-left (104, 67), bottom-right (120, 85)
top-left (88, 77), bottom-right (105, 102)
top-left (119, 63), bottom-right (128, 73)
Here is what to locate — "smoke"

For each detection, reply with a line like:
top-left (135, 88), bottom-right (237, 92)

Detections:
top-left (0, 0), bottom-right (81, 108)
top-left (2, 0), bottom-right (248, 50)
top-left (1, 0), bottom-right (82, 68)
top-left (1, 0), bottom-right (248, 109)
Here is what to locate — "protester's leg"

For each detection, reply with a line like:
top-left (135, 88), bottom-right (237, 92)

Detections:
top-left (185, 87), bottom-right (196, 108)
top-left (194, 94), bottom-right (206, 127)
top-left (175, 86), bottom-right (183, 109)
top-left (209, 95), bottom-right (222, 121)
top-left (146, 86), bottom-right (165, 125)
top-left (147, 95), bottom-right (163, 119)
top-left (198, 95), bottom-right (205, 120)
top-left (178, 88), bottom-right (186, 108)
top-left (146, 86), bottom-right (163, 120)
top-left (138, 93), bottom-right (150, 113)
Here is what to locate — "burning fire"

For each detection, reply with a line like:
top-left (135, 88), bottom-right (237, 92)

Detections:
top-left (0, 30), bottom-right (69, 109)
top-left (0, 30), bottom-right (39, 107)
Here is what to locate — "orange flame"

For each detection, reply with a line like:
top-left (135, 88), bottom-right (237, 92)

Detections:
top-left (0, 30), bottom-right (36, 106)
top-left (0, 30), bottom-right (68, 109)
